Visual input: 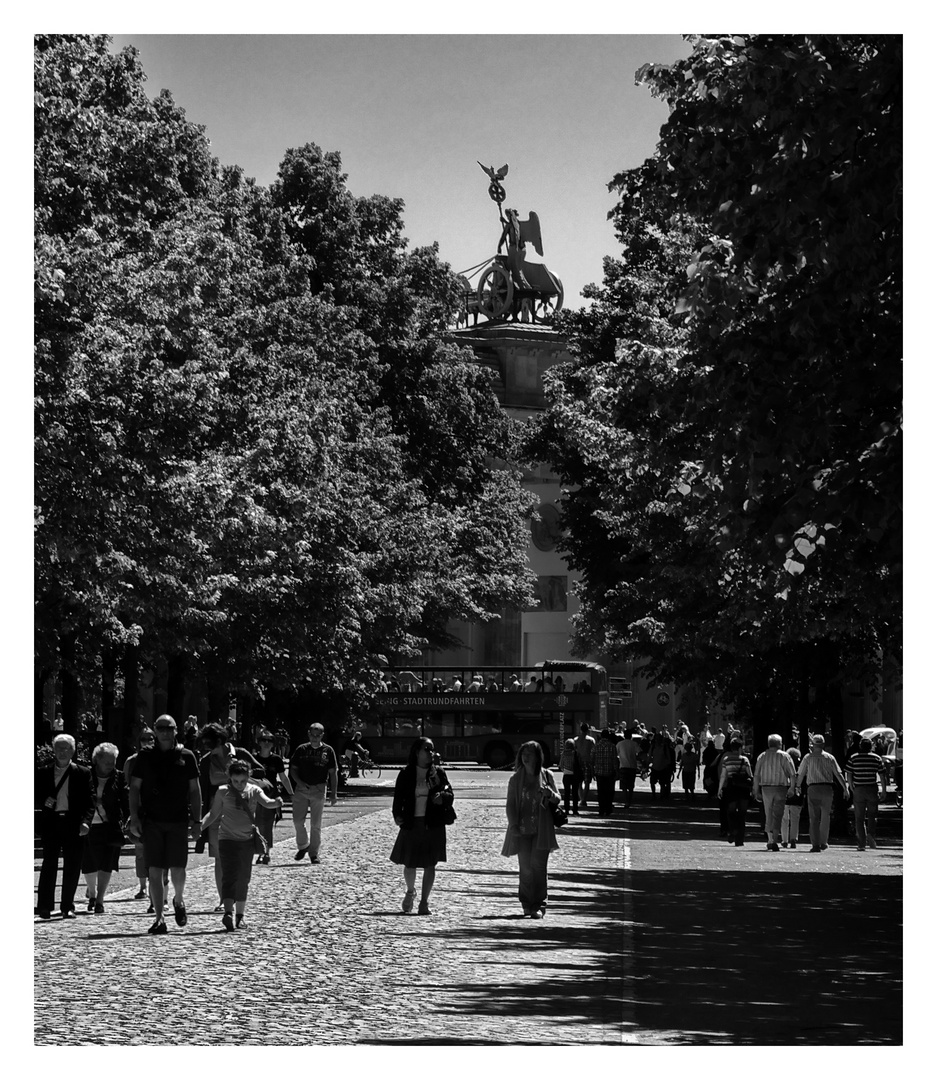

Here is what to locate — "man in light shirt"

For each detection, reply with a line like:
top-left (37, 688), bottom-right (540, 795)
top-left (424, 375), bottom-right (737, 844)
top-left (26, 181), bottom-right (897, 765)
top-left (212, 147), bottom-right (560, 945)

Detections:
top-left (795, 734), bottom-right (848, 852)
top-left (752, 734), bottom-right (797, 851)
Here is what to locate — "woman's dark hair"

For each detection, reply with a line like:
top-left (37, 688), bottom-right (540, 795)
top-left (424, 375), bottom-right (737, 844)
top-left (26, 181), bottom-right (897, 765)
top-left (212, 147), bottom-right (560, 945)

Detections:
top-left (227, 759), bottom-right (250, 778)
top-left (199, 722), bottom-right (228, 749)
top-left (514, 740), bottom-right (544, 773)
top-left (408, 737), bottom-right (435, 767)
top-left (729, 737), bottom-right (742, 751)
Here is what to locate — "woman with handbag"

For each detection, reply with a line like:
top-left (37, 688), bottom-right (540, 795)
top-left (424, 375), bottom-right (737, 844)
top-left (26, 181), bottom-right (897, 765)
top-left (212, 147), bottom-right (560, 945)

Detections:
top-left (781, 747), bottom-right (804, 848)
top-left (390, 737), bottom-right (455, 915)
top-left (82, 742), bottom-right (129, 913)
top-left (501, 741), bottom-right (561, 919)
top-left (717, 737), bottom-right (754, 846)
top-left (253, 730), bottom-right (293, 864)
top-left (200, 759), bottom-right (282, 931)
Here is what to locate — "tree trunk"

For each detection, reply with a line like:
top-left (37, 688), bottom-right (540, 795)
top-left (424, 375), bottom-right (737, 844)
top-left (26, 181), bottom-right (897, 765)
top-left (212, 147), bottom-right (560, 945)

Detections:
top-left (166, 654), bottom-right (188, 724)
top-left (122, 643), bottom-right (140, 744)
top-left (101, 649), bottom-right (117, 744)
top-left (35, 668), bottom-right (51, 746)
top-left (59, 632), bottom-right (81, 736)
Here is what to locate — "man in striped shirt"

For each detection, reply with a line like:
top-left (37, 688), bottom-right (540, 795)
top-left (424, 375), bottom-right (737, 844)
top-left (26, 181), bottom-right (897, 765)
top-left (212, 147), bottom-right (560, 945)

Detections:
top-left (795, 735), bottom-right (848, 851)
top-left (844, 738), bottom-right (888, 850)
top-left (752, 734), bottom-right (797, 851)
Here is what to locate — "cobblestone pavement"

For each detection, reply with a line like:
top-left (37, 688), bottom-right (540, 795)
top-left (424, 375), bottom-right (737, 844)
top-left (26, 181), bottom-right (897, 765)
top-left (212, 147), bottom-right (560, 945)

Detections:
top-left (34, 773), bottom-right (902, 1045)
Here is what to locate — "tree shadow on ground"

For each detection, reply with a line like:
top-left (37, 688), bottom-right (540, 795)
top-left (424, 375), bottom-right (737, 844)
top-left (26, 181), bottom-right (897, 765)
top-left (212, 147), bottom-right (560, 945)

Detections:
top-left (409, 864), bottom-right (901, 1044)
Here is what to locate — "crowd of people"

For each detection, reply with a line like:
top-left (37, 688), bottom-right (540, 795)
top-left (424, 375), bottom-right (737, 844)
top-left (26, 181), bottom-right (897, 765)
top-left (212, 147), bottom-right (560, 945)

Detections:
top-left (36, 712), bottom-right (893, 931)
top-left (379, 672), bottom-right (592, 695)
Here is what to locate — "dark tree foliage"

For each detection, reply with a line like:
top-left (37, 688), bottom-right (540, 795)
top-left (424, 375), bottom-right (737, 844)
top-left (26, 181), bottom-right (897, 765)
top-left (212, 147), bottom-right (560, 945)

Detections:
top-left (530, 35), bottom-right (901, 737)
top-left (35, 37), bottom-right (535, 731)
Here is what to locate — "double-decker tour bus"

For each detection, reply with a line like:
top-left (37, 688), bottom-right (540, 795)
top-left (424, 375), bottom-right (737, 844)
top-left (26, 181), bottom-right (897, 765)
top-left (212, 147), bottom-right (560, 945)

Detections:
top-left (356, 662), bottom-right (608, 768)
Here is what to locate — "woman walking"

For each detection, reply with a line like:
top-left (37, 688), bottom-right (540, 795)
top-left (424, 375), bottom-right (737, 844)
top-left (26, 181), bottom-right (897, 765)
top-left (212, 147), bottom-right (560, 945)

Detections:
top-left (502, 741), bottom-right (561, 919)
top-left (717, 737), bottom-right (754, 846)
top-left (82, 742), bottom-right (129, 913)
top-left (253, 730), bottom-right (293, 863)
top-left (390, 737), bottom-right (454, 915)
top-left (200, 760), bottom-right (282, 931)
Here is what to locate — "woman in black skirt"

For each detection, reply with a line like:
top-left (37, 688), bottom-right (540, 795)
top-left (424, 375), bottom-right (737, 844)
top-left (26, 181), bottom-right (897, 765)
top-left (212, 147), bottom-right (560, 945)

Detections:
top-left (390, 738), bottom-right (454, 915)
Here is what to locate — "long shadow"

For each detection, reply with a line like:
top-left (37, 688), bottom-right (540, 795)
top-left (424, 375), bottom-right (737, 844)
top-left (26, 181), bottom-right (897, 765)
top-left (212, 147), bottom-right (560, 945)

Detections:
top-left (417, 863), bottom-right (901, 1044)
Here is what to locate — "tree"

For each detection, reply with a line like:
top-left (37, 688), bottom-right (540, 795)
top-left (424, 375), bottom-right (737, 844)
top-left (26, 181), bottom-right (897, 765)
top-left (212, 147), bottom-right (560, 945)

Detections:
top-left (35, 38), bottom-right (536, 736)
top-left (531, 35), bottom-right (901, 745)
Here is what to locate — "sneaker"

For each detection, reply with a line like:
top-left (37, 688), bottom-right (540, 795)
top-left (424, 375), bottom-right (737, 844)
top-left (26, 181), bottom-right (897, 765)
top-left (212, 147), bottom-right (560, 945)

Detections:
top-left (810, 846), bottom-right (821, 852)
top-left (293, 848), bottom-right (309, 861)
top-left (402, 889), bottom-right (415, 914)
top-left (417, 900), bottom-right (431, 915)
top-left (60, 909), bottom-right (77, 919)
top-left (172, 901), bottom-right (187, 927)
top-left (147, 919), bottom-right (168, 935)
top-left (857, 845), bottom-right (866, 851)
top-left (820, 843), bottom-right (829, 850)
top-left (768, 843), bottom-right (780, 852)
top-left (222, 912), bottom-right (235, 932)
top-left (790, 842), bottom-right (797, 849)
top-left (35, 908), bottom-right (52, 920)
top-left (309, 853), bottom-right (320, 864)
top-left (529, 910), bottom-right (543, 920)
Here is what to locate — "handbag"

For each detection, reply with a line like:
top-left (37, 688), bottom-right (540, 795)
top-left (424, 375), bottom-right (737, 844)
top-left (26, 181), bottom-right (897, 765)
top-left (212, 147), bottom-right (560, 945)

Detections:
top-left (552, 804), bottom-right (569, 828)
top-left (442, 803), bottom-right (457, 826)
top-left (251, 825), bottom-right (268, 856)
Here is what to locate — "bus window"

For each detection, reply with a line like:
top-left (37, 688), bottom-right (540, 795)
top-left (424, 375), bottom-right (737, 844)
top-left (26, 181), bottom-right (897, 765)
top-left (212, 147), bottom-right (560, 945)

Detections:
top-left (463, 714), bottom-right (502, 737)
top-left (424, 715), bottom-right (460, 738)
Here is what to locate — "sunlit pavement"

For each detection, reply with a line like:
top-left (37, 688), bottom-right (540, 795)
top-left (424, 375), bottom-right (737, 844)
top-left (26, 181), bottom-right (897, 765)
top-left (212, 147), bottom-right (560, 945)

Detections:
top-left (34, 771), bottom-right (901, 1045)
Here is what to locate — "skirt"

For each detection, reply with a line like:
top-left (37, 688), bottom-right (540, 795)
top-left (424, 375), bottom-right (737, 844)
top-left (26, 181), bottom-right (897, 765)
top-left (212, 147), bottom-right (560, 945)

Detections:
top-left (390, 818), bottom-right (446, 868)
top-left (81, 824), bottom-right (122, 873)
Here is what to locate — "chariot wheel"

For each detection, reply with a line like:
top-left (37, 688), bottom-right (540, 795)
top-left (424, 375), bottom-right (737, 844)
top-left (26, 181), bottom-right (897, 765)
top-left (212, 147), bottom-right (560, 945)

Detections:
top-left (533, 277), bottom-right (564, 322)
top-left (477, 263), bottom-right (514, 321)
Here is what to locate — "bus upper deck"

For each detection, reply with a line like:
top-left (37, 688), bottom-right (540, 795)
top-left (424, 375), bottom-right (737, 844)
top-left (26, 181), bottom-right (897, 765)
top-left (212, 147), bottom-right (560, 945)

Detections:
top-left (361, 662), bottom-right (608, 768)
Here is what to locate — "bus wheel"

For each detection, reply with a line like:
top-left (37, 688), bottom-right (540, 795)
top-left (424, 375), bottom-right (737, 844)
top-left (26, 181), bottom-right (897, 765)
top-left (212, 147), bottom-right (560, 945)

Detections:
top-left (538, 742), bottom-right (553, 769)
top-left (484, 742), bottom-right (514, 770)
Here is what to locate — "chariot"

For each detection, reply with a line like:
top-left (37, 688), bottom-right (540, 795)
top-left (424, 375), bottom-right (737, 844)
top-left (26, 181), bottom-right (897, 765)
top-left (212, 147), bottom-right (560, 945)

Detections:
top-left (456, 163), bottom-right (564, 327)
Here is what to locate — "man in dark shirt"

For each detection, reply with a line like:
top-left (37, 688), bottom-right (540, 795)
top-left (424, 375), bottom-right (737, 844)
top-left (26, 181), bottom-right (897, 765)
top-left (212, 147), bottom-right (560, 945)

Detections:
top-left (288, 722), bottom-right (338, 863)
top-left (35, 733), bottom-right (94, 920)
top-left (129, 714), bottom-right (201, 934)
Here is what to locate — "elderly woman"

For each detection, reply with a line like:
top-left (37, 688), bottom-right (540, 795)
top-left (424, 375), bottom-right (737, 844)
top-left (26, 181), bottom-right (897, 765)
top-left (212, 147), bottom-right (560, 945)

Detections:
top-left (82, 742), bottom-right (129, 913)
top-left (391, 737), bottom-right (455, 915)
top-left (201, 759), bottom-right (282, 931)
top-left (502, 741), bottom-right (561, 919)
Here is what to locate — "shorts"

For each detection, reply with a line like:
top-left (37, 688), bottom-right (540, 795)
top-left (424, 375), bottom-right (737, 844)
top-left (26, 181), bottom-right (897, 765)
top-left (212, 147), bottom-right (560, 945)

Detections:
top-left (142, 820), bottom-right (189, 869)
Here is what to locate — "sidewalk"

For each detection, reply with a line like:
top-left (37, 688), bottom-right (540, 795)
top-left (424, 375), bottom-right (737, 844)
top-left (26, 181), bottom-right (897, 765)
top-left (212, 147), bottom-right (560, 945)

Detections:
top-left (33, 776), bottom-right (901, 1045)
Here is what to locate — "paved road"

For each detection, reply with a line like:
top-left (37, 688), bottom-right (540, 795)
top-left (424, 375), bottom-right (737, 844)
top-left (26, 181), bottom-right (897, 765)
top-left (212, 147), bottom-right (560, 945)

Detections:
top-left (34, 772), bottom-right (901, 1045)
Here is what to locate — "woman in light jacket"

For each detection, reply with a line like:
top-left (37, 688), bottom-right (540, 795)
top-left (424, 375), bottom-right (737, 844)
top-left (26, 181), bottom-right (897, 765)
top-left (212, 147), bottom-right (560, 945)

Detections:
top-left (501, 740), bottom-right (561, 919)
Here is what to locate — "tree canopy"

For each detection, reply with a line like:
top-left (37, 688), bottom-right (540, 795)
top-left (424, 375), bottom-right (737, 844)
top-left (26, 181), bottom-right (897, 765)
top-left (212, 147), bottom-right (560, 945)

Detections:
top-left (35, 35), bottom-right (535, 727)
top-left (531, 35), bottom-right (901, 724)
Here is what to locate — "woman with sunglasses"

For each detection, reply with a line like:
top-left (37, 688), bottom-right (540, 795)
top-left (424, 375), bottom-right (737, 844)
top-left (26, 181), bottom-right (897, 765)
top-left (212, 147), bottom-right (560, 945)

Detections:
top-left (253, 729), bottom-right (293, 863)
top-left (390, 737), bottom-right (454, 915)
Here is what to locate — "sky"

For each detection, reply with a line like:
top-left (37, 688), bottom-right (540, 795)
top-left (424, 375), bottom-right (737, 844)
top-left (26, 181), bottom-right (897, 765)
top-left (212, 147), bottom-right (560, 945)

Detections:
top-left (108, 34), bottom-right (692, 310)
